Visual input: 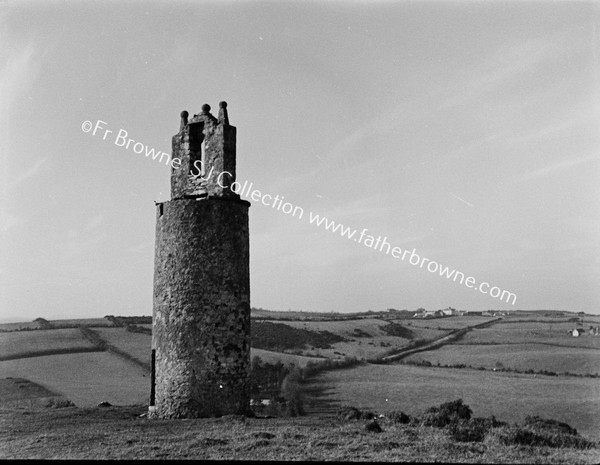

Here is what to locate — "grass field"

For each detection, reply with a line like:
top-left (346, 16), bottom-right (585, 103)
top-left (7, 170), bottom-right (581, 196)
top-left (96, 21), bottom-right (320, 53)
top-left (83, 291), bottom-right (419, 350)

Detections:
top-left (0, 378), bottom-right (57, 402)
top-left (0, 352), bottom-right (149, 407)
top-left (0, 328), bottom-right (97, 360)
top-left (277, 318), bottom-right (397, 336)
top-left (1, 406), bottom-right (599, 462)
top-left (2, 311), bottom-right (600, 448)
top-left (0, 322), bottom-right (41, 331)
top-left (251, 348), bottom-right (324, 367)
top-left (94, 328), bottom-right (152, 366)
top-left (0, 318), bottom-right (115, 332)
top-left (456, 321), bottom-right (600, 349)
top-left (49, 318), bottom-right (115, 328)
top-left (404, 316), bottom-right (496, 330)
top-left (0, 326), bottom-right (325, 408)
top-left (251, 308), bottom-right (353, 320)
top-left (0, 378), bottom-right (71, 409)
top-left (278, 319), bottom-right (447, 359)
top-left (311, 363), bottom-right (600, 437)
top-left (405, 343), bottom-right (600, 375)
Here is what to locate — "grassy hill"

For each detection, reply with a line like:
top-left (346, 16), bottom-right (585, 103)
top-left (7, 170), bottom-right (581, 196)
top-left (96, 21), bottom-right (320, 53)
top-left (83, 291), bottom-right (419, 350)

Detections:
top-left (1, 311), bottom-right (599, 461)
top-left (0, 404), bottom-right (598, 461)
top-left (310, 363), bottom-right (600, 437)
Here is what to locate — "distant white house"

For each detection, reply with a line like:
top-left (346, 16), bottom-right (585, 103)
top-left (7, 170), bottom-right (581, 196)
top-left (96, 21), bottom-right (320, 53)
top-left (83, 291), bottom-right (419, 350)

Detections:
top-left (413, 309), bottom-right (444, 318)
top-left (569, 328), bottom-right (585, 337)
top-left (441, 307), bottom-right (457, 316)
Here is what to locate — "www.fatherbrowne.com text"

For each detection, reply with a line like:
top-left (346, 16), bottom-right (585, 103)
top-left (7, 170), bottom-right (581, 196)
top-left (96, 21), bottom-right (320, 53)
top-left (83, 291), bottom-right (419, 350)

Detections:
top-left (190, 165), bottom-right (517, 306)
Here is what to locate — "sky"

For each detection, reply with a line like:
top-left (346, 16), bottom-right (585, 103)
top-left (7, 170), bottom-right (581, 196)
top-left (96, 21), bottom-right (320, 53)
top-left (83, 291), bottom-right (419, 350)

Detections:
top-left (1, 0), bottom-right (599, 321)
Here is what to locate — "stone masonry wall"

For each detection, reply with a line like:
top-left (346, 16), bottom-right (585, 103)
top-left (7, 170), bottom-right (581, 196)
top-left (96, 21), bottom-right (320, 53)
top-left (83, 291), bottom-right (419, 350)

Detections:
top-left (152, 197), bottom-right (250, 418)
top-left (170, 103), bottom-right (236, 200)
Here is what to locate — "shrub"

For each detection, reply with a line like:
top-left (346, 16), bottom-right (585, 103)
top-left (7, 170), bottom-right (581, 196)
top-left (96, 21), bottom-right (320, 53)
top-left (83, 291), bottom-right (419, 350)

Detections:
top-left (336, 406), bottom-right (376, 421)
top-left (449, 416), bottom-right (507, 442)
top-left (387, 410), bottom-right (411, 424)
top-left (483, 416), bottom-right (594, 449)
top-left (125, 324), bottom-right (152, 335)
top-left (421, 399), bottom-right (472, 427)
top-left (380, 323), bottom-right (414, 339)
top-left (352, 328), bottom-right (372, 338)
top-left (487, 425), bottom-right (594, 449)
top-left (251, 321), bottom-right (347, 352)
top-left (522, 416), bottom-right (579, 436)
top-left (33, 318), bottom-right (54, 329)
top-left (302, 356), bottom-right (361, 378)
top-left (281, 366), bottom-right (304, 417)
top-left (42, 398), bottom-right (75, 408)
top-left (360, 410), bottom-right (376, 420)
top-left (337, 406), bottom-right (362, 421)
top-left (264, 398), bottom-right (286, 417)
top-left (365, 420), bottom-right (382, 433)
top-left (249, 356), bottom-right (292, 403)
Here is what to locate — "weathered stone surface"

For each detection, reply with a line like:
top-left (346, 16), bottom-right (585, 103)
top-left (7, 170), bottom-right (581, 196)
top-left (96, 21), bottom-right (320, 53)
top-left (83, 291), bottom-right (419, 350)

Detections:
top-left (170, 104), bottom-right (237, 200)
top-left (152, 104), bottom-right (250, 418)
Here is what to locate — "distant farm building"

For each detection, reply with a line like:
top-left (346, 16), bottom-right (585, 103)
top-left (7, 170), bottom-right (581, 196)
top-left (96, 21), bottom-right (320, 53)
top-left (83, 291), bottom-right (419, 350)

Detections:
top-left (413, 309), bottom-right (444, 318)
top-left (441, 307), bottom-right (457, 316)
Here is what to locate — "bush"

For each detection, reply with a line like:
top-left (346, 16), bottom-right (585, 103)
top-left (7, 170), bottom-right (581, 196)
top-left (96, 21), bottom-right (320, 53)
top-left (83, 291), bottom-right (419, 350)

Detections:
top-left (360, 410), bottom-right (376, 420)
top-left (488, 425), bottom-right (594, 449)
top-left (337, 406), bottom-right (362, 421)
top-left (365, 420), bottom-right (382, 433)
top-left (387, 410), bottom-right (411, 424)
top-left (251, 321), bottom-right (347, 352)
top-left (523, 416), bottom-right (578, 436)
top-left (483, 416), bottom-right (594, 449)
top-left (249, 356), bottom-right (292, 402)
top-left (336, 406), bottom-right (376, 421)
top-left (125, 324), bottom-right (152, 335)
top-left (42, 397), bottom-right (75, 408)
top-left (380, 323), bottom-right (414, 339)
top-left (33, 318), bottom-right (54, 329)
top-left (449, 416), bottom-right (507, 442)
top-left (302, 356), bottom-right (361, 378)
top-left (421, 399), bottom-right (472, 427)
top-left (281, 366), bottom-right (304, 417)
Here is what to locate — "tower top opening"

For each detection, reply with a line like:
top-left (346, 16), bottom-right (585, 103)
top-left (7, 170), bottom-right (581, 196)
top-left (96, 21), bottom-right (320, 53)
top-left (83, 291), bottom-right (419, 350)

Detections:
top-left (171, 101), bottom-right (237, 200)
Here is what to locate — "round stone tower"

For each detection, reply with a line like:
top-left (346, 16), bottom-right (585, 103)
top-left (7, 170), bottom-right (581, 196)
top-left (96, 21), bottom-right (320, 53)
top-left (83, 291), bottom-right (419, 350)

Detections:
top-left (151, 102), bottom-right (251, 418)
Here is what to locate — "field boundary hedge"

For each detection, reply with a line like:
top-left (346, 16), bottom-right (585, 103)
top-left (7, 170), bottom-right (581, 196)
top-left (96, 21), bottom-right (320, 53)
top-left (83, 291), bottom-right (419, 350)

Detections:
top-left (0, 347), bottom-right (105, 362)
top-left (398, 358), bottom-right (600, 378)
top-left (79, 327), bottom-right (150, 372)
top-left (371, 318), bottom-right (502, 364)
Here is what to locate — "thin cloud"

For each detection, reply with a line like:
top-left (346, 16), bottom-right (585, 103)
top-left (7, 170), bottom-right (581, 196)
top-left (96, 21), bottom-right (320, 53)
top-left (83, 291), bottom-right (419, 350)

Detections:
top-left (449, 192), bottom-right (474, 208)
top-left (516, 153), bottom-right (600, 182)
top-left (7, 158), bottom-right (48, 189)
top-left (125, 239), bottom-right (154, 254)
top-left (437, 38), bottom-right (561, 112)
top-left (84, 214), bottom-right (105, 231)
top-left (0, 209), bottom-right (24, 233)
top-left (326, 38), bottom-right (565, 163)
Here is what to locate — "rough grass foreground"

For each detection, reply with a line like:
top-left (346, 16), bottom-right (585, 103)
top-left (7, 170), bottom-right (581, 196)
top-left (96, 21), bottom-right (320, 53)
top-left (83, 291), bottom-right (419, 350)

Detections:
top-left (1, 405), bottom-right (599, 462)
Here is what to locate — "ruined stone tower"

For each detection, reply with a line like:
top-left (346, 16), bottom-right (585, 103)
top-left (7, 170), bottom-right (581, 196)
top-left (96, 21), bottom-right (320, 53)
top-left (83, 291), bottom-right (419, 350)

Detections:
top-left (151, 102), bottom-right (251, 418)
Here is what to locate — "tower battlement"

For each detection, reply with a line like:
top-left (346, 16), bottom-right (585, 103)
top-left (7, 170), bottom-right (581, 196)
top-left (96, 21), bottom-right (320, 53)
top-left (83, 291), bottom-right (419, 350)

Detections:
top-left (171, 102), bottom-right (237, 200)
